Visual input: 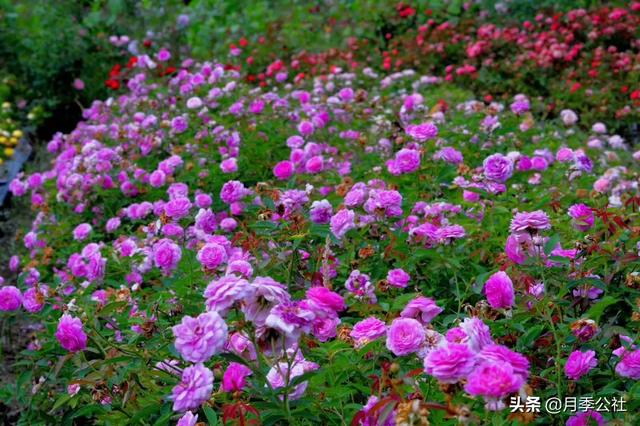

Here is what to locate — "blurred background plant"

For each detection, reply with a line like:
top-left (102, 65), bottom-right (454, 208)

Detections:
top-left (0, 0), bottom-right (189, 140)
top-left (1, 0), bottom-right (637, 143)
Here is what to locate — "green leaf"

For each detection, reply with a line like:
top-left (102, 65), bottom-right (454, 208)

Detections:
top-left (97, 301), bottom-right (128, 317)
top-left (517, 324), bottom-right (545, 350)
top-left (49, 394), bottom-right (72, 413)
top-left (586, 296), bottom-right (619, 321)
top-left (203, 405), bottom-right (219, 425)
top-left (544, 234), bottom-right (560, 255)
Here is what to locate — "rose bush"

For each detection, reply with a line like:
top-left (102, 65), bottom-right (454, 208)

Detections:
top-left (0, 8), bottom-right (640, 425)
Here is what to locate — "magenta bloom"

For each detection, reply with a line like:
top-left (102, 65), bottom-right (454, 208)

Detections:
top-left (350, 317), bottom-right (387, 347)
top-left (406, 122), bottom-right (438, 141)
top-left (423, 343), bottom-right (477, 383)
top-left (196, 243), bottom-right (228, 270)
top-left (510, 99), bottom-right (530, 115)
top-left (510, 210), bottom-right (551, 233)
top-left (387, 148), bottom-right (421, 175)
top-left (204, 275), bottom-right (252, 315)
top-left (221, 362), bottom-right (252, 392)
top-left (273, 160), bottom-right (294, 180)
top-left (387, 268), bottom-right (410, 288)
top-left (55, 314), bottom-right (87, 352)
top-left (482, 154), bottom-right (513, 182)
top-left (297, 120), bottom-right (314, 136)
top-left (484, 271), bottom-right (515, 309)
top-left (400, 296), bottom-right (443, 324)
top-left (345, 270), bottom-right (376, 304)
top-left (568, 204), bottom-right (594, 231)
top-left (171, 116), bottom-right (188, 133)
top-left (22, 285), bottom-right (48, 313)
top-left (305, 155), bottom-right (324, 174)
top-left (0, 286), bottom-right (22, 311)
top-left (565, 349), bottom-right (597, 380)
top-left (386, 318), bottom-right (425, 356)
top-left (9, 255), bottom-right (20, 272)
top-left (464, 361), bottom-right (524, 409)
top-left (312, 315), bottom-right (340, 342)
top-left (171, 363), bottom-right (214, 412)
top-left (153, 238), bottom-right (182, 274)
top-left (330, 209), bottom-right (356, 239)
top-left (72, 223), bottom-right (92, 241)
top-left (566, 411), bottom-right (605, 426)
top-left (615, 350), bottom-right (640, 379)
top-left (478, 344), bottom-right (529, 379)
top-left (164, 198), bottom-right (192, 219)
top-left (220, 180), bottom-right (249, 204)
top-left (504, 233), bottom-right (531, 264)
top-left (149, 170), bottom-right (166, 188)
top-left (306, 286), bottom-right (345, 313)
top-left (173, 311), bottom-right (228, 363)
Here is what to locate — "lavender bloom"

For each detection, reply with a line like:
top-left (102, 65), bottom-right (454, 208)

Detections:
top-left (406, 122), bottom-right (438, 141)
top-left (171, 364), bottom-right (214, 412)
top-left (510, 210), bottom-right (551, 233)
top-left (423, 343), bottom-right (477, 383)
top-left (204, 275), bottom-right (253, 315)
top-left (310, 200), bottom-right (333, 224)
top-left (330, 209), bottom-right (356, 239)
top-left (350, 317), bottom-right (387, 348)
top-left (483, 154), bottom-right (513, 182)
top-left (400, 296), bottom-right (443, 324)
top-left (172, 311), bottom-right (228, 363)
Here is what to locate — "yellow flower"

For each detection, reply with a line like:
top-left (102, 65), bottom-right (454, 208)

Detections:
top-left (0, 136), bottom-right (7, 145)
top-left (12, 129), bottom-right (22, 138)
top-left (9, 137), bottom-right (18, 145)
top-left (4, 147), bottom-right (14, 157)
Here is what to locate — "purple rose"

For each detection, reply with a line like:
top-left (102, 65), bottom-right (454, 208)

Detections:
top-left (482, 154), bottom-right (513, 182)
